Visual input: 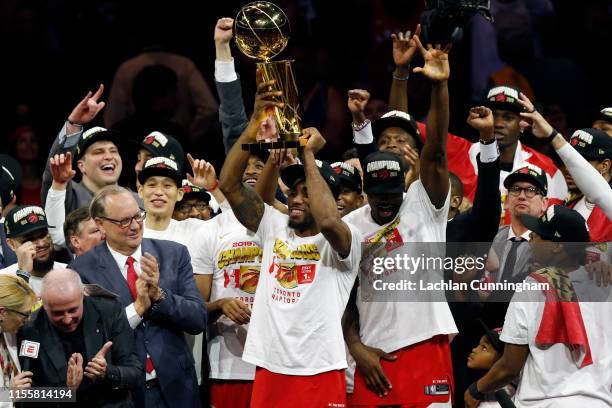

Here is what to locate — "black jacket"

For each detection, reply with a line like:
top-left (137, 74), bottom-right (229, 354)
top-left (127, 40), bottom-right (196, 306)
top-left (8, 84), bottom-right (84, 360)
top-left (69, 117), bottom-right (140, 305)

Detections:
top-left (18, 296), bottom-right (143, 407)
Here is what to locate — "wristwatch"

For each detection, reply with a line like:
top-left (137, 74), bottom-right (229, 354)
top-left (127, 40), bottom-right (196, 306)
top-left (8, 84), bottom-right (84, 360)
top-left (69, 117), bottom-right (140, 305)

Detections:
top-left (16, 269), bottom-right (31, 283)
top-left (153, 287), bottom-right (167, 304)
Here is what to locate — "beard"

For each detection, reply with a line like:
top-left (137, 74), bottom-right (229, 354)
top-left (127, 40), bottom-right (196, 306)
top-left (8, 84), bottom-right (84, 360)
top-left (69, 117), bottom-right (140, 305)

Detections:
top-left (288, 213), bottom-right (315, 232)
top-left (33, 250), bottom-right (55, 274)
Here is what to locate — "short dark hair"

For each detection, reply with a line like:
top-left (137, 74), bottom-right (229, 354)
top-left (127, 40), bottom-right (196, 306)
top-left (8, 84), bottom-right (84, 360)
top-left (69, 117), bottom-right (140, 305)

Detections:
top-left (449, 172), bottom-right (464, 198)
top-left (64, 207), bottom-right (91, 252)
top-left (341, 147), bottom-right (359, 162)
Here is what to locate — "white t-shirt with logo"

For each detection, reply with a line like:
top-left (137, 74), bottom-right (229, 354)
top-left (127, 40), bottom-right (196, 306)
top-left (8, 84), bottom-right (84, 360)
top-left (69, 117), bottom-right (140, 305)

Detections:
top-left (199, 210), bottom-right (262, 380)
top-left (343, 180), bottom-right (458, 353)
top-left (242, 204), bottom-right (362, 375)
top-left (501, 268), bottom-right (612, 407)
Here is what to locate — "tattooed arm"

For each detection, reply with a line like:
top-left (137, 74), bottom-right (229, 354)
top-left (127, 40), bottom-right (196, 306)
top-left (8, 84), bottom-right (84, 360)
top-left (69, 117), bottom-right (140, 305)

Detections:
top-left (219, 78), bottom-right (284, 232)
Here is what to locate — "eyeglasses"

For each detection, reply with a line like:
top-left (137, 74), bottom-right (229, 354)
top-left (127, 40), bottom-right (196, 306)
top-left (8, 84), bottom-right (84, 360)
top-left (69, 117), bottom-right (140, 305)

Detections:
top-left (176, 203), bottom-right (210, 214)
top-left (6, 308), bottom-right (31, 319)
top-left (98, 210), bottom-right (146, 228)
top-left (508, 186), bottom-right (543, 198)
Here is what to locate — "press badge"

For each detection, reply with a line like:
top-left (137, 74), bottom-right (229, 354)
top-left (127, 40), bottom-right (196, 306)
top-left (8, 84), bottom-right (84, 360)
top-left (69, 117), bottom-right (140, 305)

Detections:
top-left (19, 340), bottom-right (40, 358)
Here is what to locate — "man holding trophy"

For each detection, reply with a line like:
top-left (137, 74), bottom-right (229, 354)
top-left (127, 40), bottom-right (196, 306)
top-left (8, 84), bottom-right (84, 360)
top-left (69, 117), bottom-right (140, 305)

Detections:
top-left (218, 3), bottom-right (364, 407)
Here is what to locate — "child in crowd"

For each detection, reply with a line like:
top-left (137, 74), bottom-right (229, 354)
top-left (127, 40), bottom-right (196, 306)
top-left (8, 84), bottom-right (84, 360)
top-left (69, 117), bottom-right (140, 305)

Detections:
top-left (467, 321), bottom-right (516, 407)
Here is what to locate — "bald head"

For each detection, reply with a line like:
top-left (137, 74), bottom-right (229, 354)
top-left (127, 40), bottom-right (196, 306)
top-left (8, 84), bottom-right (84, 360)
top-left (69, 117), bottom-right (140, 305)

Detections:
top-left (42, 268), bottom-right (85, 333)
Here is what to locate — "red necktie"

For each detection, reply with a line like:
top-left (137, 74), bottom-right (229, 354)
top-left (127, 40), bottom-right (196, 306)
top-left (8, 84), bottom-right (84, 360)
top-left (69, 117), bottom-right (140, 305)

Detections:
top-left (126, 256), bottom-right (138, 300)
top-left (126, 256), bottom-right (155, 373)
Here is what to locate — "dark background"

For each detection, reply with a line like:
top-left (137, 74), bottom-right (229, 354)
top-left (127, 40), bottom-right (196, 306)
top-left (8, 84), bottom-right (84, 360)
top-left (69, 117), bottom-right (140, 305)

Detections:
top-left (1, 0), bottom-right (610, 184)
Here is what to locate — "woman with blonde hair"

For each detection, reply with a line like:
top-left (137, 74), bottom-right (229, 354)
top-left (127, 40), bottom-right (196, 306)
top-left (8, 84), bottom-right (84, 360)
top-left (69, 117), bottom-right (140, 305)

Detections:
top-left (0, 275), bottom-right (36, 406)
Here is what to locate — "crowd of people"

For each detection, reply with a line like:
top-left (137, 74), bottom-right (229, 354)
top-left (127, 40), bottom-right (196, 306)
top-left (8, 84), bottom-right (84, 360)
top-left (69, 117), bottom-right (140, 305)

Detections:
top-left (0, 12), bottom-right (611, 408)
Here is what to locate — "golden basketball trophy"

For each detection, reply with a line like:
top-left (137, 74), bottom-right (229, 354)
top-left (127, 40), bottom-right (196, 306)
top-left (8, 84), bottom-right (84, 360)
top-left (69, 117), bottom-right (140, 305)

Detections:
top-left (234, 2), bottom-right (302, 151)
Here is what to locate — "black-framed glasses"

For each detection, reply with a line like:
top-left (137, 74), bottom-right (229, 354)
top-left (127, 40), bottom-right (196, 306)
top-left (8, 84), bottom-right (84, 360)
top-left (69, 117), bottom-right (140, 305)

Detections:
top-left (508, 186), bottom-right (543, 198)
top-left (176, 203), bottom-right (210, 214)
top-left (6, 308), bottom-right (31, 319)
top-left (98, 210), bottom-right (146, 228)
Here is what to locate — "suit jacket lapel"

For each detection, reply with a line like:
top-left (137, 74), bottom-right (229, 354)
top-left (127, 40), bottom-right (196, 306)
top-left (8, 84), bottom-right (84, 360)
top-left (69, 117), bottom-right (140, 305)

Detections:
top-left (97, 245), bottom-right (133, 306)
top-left (82, 298), bottom-right (104, 361)
top-left (40, 314), bottom-right (68, 382)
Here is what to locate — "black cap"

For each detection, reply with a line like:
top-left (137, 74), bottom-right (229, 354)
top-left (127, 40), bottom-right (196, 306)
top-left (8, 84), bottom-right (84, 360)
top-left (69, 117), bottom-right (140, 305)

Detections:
top-left (137, 157), bottom-right (182, 186)
top-left (363, 151), bottom-right (406, 195)
top-left (331, 162), bottom-right (362, 193)
top-left (372, 110), bottom-right (423, 151)
top-left (4, 205), bottom-right (51, 238)
top-left (139, 131), bottom-right (185, 171)
top-left (280, 160), bottom-right (340, 198)
top-left (478, 320), bottom-right (504, 355)
top-left (0, 154), bottom-right (22, 208)
top-left (597, 107), bottom-right (612, 123)
top-left (569, 128), bottom-right (612, 161)
top-left (520, 205), bottom-right (590, 242)
top-left (75, 126), bottom-right (121, 161)
top-left (180, 180), bottom-right (211, 203)
top-left (503, 164), bottom-right (548, 196)
top-left (484, 85), bottom-right (523, 114)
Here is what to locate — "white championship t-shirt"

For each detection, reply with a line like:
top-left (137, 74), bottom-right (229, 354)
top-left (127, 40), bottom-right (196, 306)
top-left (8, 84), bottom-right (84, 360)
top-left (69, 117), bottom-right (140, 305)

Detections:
top-left (242, 204), bottom-right (362, 375)
top-left (501, 267), bottom-right (612, 407)
top-left (343, 180), bottom-right (458, 353)
top-left (199, 209), bottom-right (262, 380)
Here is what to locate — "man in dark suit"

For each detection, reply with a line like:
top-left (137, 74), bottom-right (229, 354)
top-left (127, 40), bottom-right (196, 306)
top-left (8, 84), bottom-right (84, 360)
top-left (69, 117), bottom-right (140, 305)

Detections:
top-left (19, 268), bottom-right (142, 407)
top-left (69, 185), bottom-right (206, 408)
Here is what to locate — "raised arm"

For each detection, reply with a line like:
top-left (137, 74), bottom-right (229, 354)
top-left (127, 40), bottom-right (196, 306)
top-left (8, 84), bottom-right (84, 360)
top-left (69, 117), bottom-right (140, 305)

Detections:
top-left (302, 128), bottom-right (353, 257)
top-left (413, 36), bottom-right (451, 208)
top-left (214, 17), bottom-right (249, 153)
top-left (219, 79), bottom-right (283, 232)
top-left (42, 85), bottom-right (106, 206)
top-left (518, 94), bottom-right (612, 219)
top-left (460, 106), bottom-right (502, 241)
top-left (388, 25), bottom-right (421, 112)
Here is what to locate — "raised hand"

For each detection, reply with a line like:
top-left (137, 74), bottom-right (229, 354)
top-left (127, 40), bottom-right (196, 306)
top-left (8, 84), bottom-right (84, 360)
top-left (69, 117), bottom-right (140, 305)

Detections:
top-left (68, 85), bottom-right (105, 126)
top-left (252, 71), bottom-right (284, 124)
top-left (467, 106), bottom-right (494, 142)
top-left (15, 242), bottom-right (36, 273)
top-left (391, 24), bottom-right (422, 69)
top-left (256, 114), bottom-right (279, 142)
top-left (347, 89), bottom-right (370, 116)
top-left (66, 353), bottom-right (84, 390)
top-left (214, 17), bottom-right (234, 46)
top-left (412, 35), bottom-right (451, 83)
top-left (516, 93), bottom-right (554, 138)
top-left (49, 152), bottom-right (76, 187)
top-left (84, 341), bottom-right (112, 380)
top-left (301, 127), bottom-right (326, 154)
top-left (401, 144), bottom-right (420, 188)
top-left (220, 298), bottom-right (251, 324)
top-left (186, 153), bottom-right (218, 190)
